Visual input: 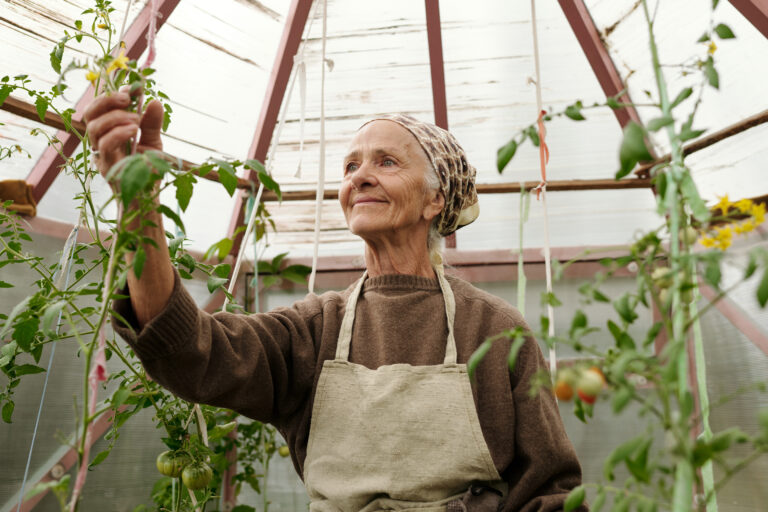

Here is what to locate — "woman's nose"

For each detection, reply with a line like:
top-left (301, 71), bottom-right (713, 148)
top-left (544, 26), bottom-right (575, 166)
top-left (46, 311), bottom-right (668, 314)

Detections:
top-left (350, 161), bottom-right (377, 190)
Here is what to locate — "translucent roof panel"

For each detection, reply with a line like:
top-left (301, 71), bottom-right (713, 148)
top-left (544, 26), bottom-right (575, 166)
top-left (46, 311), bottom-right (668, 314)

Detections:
top-left (3, 0), bottom-right (767, 261)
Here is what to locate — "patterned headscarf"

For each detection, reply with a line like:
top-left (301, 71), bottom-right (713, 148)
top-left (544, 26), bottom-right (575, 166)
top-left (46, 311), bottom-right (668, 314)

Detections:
top-left (359, 114), bottom-right (480, 236)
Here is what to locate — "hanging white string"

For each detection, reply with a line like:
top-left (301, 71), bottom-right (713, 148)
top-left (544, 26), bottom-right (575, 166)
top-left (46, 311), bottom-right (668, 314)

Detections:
top-left (295, 55), bottom-right (307, 179)
top-left (15, 222), bottom-right (80, 512)
top-left (117, 0), bottom-right (133, 45)
top-left (529, 0), bottom-right (557, 378)
top-left (308, 0), bottom-right (328, 294)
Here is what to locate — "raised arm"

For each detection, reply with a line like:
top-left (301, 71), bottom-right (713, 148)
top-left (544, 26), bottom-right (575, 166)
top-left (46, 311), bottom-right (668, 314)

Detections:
top-left (83, 91), bottom-right (174, 329)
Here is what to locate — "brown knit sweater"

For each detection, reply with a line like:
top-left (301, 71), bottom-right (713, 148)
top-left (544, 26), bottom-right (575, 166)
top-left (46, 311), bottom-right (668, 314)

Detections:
top-left (113, 270), bottom-right (585, 512)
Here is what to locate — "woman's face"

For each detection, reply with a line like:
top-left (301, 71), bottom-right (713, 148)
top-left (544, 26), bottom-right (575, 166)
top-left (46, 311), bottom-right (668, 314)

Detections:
top-left (340, 120), bottom-right (444, 245)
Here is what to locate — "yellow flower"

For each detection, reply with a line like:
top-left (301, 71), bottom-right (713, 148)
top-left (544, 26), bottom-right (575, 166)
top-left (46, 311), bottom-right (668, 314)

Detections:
top-left (97, 23), bottom-right (108, 29)
top-left (714, 194), bottom-right (730, 216)
top-left (700, 236), bottom-right (716, 248)
top-left (708, 41), bottom-right (717, 55)
top-left (85, 69), bottom-right (100, 86)
top-left (734, 198), bottom-right (753, 214)
top-left (751, 202), bottom-right (766, 224)
top-left (714, 225), bottom-right (733, 250)
top-left (106, 50), bottom-right (129, 73)
top-left (734, 220), bottom-right (755, 234)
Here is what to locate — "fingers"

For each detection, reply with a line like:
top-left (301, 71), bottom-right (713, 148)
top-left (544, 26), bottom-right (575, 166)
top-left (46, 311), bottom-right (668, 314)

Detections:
top-left (83, 92), bottom-right (131, 124)
top-left (98, 124), bottom-right (138, 157)
top-left (87, 109), bottom-right (140, 149)
top-left (138, 100), bottom-right (164, 152)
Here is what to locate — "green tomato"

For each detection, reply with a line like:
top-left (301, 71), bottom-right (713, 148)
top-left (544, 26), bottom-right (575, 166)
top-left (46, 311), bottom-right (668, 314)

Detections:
top-left (156, 451), bottom-right (192, 478)
top-left (651, 267), bottom-right (673, 289)
top-left (181, 462), bottom-right (213, 490)
top-left (577, 368), bottom-right (604, 398)
top-left (680, 226), bottom-right (699, 245)
top-left (278, 445), bottom-right (290, 458)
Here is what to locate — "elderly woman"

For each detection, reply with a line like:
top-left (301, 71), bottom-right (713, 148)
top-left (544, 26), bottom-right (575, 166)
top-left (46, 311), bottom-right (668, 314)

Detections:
top-left (86, 94), bottom-right (585, 511)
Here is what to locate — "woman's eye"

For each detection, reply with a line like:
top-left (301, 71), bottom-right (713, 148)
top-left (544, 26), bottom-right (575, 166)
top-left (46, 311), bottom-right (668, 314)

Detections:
top-left (382, 159), bottom-right (395, 167)
top-left (345, 162), bottom-right (359, 173)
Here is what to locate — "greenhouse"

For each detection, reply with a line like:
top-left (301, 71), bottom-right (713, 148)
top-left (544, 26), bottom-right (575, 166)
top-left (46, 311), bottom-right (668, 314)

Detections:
top-left (1, 0), bottom-right (767, 510)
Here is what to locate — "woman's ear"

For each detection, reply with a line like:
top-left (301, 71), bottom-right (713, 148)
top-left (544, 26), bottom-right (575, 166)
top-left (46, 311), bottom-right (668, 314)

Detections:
top-left (423, 188), bottom-right (445, 223)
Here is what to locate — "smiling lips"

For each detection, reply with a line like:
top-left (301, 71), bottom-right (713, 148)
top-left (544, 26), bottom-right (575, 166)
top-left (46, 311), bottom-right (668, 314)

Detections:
top-left (353, 196), bottom-right (387, 206)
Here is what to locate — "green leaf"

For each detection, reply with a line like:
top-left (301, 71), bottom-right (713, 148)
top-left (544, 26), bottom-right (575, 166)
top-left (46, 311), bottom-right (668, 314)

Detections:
top-left (591, 488), bottom-right (606, 512)
top-left (49, 43), bottom-right (64, 74)
top-left (714, 23), bottom-right (735, 39)
top-left (258, 169), bottom-right (282, 201)
top-left (119, 156), bottom-right (151, 206)
top-left (13, 317), bottom-right (39, 352)
top-left (261, 274), bottom-right (280, 289)
top-left (613, 293), bottom-right (638, 324)
top-left (612, 386), bottom-right (633, 414)
top-left (564, 485), bottom-right (585, 512)
top-left (216, 161), bottom-right (238, 196)
top-left (13, 364), bottom-right (46, 376)
top-left (604, 436), bottom-right (645, 480)
top-left (468, 339), bottom-right (492, 378)
top-left (703, 256), bottom-right (721, 288)
top-left (214, 263), bottom-right (231, 278)
top-left (570, 310), bottom-right (587, 334)
top-left (2, 401), bottom-right (14, 423)
top-left (564, 104), bottom-right (586, 121)
top-left (207, 275), bottom-right (228, 293)
top-left (670, 87), bottom-right (693, 109)
top-left (157, 205), bottom-right (186, 234)
top-left (497, 139), bottom-right (518, 173)
top-left (0, 84), bottom-right (12, 107)
top-left (617, 122), bottom-right (652, 179)
top-left (145, 151), bottom-right (171, 175)
top-left (245, 159), bottom-right (266, 174)
top-left (133, 246), bottom-right (146, 279)
top-left (704, 56), bottom-right (719, 89)
top-left (174, 172), bottom-right (195, 212)
top-left (281, 265), bottom-right (312, 285)
top-left (0, 281), bottom-right (13, 288)
top-left (35, 96), bottom-right (49, 122)
top-left (647, 116), bottom-right (674, 132)
top-left (679, 172), bottom-right (711, 222)
top-left (88, 448), bottom-right (112, 469)
top-left (506, 333), bottom-right (526, 372)
top-left (757, 267), bottom-right (768, 308)
top-left (542, 292), bottom-right (562, 307)
top-left (208, 420), bottom-right (237, 442)
top-left (111, 385), bottom-right (131, 407)
top-left (525, 125), bottom-right (539, 147)
top-left (41, 300), bottom-right (67, 337)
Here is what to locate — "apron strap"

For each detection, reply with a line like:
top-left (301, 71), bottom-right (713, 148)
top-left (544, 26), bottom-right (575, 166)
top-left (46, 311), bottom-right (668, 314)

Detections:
top-left (334, 269), bottom-right (458, 365)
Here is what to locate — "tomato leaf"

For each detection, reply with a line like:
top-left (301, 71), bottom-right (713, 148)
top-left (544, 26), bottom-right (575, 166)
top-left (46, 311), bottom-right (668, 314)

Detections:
top-left (714, 23), bottom-right (735, 39)
top-left (757, 267), bottom-right (768, 308)
top-left (216, 161), bottom-right (238, 196)
top-left (617, 122), bottom-right (653, 179)
top-left (704, 56), bottom-right (719, 89)
top-left (132, 246), bottom-right (146, 279)
top-left (647, 115), bottom-right (674, 132)
top-left (0, 281), bottom-right (13, 288)
top-left (34, 95), bottom-right (49, 122)
top-left (604, 436), bottom-right (645, 480)
top-left (506, 333), bottom-right (526, 373)
top-left (13, 364), bottom-right (46, 376)
top-left (670, 87), bottom-right (693, 109)
top-left (497, 139), bottom-right (518, 173)
top-left (174, 172), bottom-right (195, 212)
top-left (41, 300), bottom-right (67, 337)
top-left (89, 448), bottom-right (112, 469)
top-left (2, 401), bottom-right (14, 423)
top-left (157, 204), bottom-right (186, 234)
top-left (257, 169), bottom-right (282, 201)
top-left (468, 339), bottom-right (493, 379)
top-left (679, 172), bottom-right (711, 222)
top-left (564, 485), bottom-right (585, 512)
top-left (119, 156), bottom-right (151, 206)
top-left (564, 103), bottom-right (586, 121)
top-left (0, 84), bottom-right (12, 107)
top-left (207, 275), bottom-right (228, 294)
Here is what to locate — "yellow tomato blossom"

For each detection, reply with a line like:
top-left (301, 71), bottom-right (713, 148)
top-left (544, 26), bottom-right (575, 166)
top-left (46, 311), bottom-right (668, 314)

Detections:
top-left (751, 202), bottom-right (766, 224)
top-left (97, 23), bottom-right (108, 29)
top-left (714, 225), bottom-right (733, 250)
top-left (699, 236), bottom-right (716, 248)
top-left (714, 194), bottom-right (730, 216)
top-left (708, 41), bottom-right (717, 55)
top-left (106, 50), bottom-right (129, 74)
top-left (734, 220), bottom-right (756, 234)
top-left (85, 70), bottom-right (100, 86)
top-left (734, 198), bottom-right (753, 213)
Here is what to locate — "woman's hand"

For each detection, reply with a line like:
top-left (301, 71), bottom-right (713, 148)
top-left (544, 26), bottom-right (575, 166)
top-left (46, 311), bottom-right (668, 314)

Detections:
top-left (83, 89), bottom-right (164, 187)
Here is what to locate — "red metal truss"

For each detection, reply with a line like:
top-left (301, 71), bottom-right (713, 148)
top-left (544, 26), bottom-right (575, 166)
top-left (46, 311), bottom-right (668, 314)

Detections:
top-left (424, 0), bottom-right (456, 248)
top-left (225, 0), bottom-right (314, 254)
top-left (25, 0), bottom-right (182, 204)
top-left (557, 0), bottom-right (645, 129)
top-left (729, 0), bottom-right (768, 39)
top-left (425, 0), bottom-right (448, 130)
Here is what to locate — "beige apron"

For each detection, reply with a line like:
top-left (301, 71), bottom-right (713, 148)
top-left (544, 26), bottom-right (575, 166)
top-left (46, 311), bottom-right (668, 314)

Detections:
top-left (303, 270), bottom-right (504, 512)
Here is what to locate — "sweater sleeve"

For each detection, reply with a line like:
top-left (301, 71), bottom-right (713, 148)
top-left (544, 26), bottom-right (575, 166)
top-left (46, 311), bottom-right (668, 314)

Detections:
top-left (111, 269), bottom-right (324, 424)
top-left (501, 334), bottom-right (588, 512)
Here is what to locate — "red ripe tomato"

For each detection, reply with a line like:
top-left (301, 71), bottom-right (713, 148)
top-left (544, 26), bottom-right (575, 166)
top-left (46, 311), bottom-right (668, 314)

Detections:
top-left (576, 368), bottom-right (605, 404)
top-left (554, 380), bottom-right (574, 401)
top-left (577, 389), bottom-right (597, 405)
top-left (182, 462), bottom-right (213, 490)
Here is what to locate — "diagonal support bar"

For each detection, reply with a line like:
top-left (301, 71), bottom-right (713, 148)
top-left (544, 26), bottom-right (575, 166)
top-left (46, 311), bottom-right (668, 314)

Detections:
top-left (729, 0), bottom-right (768, 39)
top-left (425, 0), bottom-right (448, 130)
top-left (25, 0), bottom-right (182, 204)
top-left (225, 0), bottom-right (314, 255)
top-left (557, 0), bottom-right (645, 129)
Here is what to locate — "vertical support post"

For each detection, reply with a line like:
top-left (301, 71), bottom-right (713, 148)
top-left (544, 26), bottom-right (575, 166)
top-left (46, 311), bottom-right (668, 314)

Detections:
top-left (424, 0), bottom-right (456, 248)
top-left (25, 0), bottom-right (182, 204)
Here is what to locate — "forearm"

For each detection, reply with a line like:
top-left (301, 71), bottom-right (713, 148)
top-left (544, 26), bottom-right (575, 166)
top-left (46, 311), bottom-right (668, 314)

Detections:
top-left (124, 197), bottom-right (174, 329)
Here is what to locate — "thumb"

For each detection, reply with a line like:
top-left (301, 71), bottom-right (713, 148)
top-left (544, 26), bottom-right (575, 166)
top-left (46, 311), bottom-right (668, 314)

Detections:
top-left (138, 100), bottom-right (164, 151)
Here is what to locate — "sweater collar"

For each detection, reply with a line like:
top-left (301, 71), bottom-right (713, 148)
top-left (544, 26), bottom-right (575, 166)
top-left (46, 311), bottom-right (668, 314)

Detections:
top-left (362, 273), bottom-right (441, 292)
